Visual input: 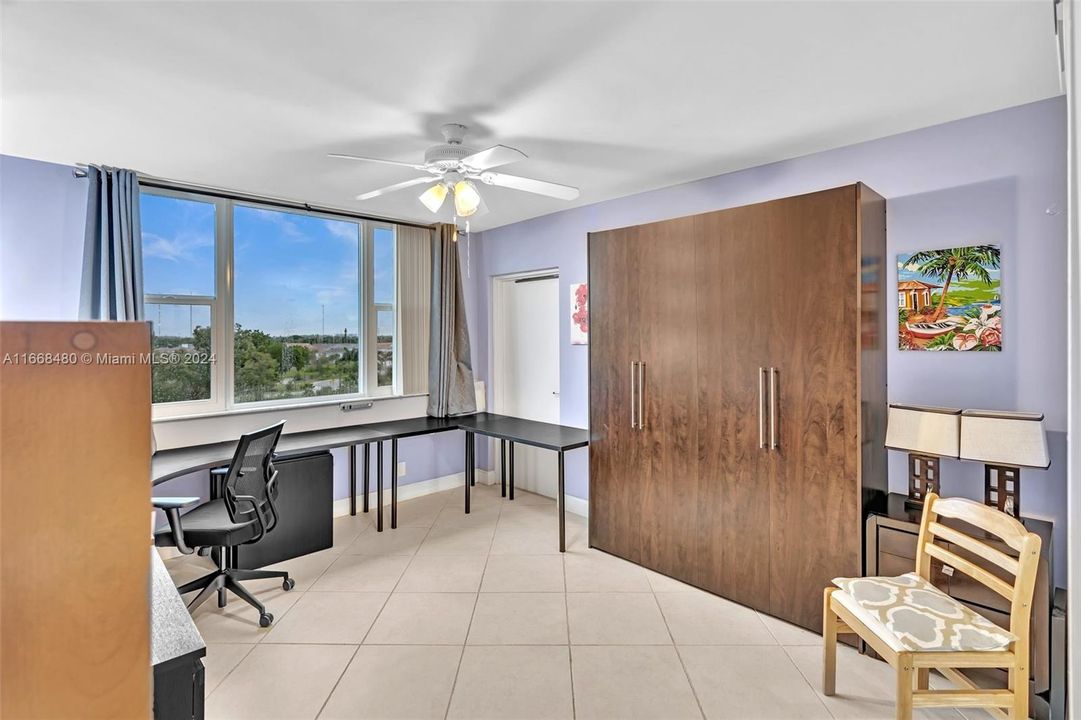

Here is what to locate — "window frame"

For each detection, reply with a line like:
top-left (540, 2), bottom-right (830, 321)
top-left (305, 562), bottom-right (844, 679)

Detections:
top-left (365, 221), bottom-right (399, 398)
top-left (143, 187), bottom-right (403, 419)
top-left (143, 188), bottom-right (229, 418)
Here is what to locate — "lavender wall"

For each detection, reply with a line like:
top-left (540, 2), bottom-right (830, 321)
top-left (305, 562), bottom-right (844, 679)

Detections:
top-left (471, 97), bottom-right (1068, 582)
top-left (0, 155), bottom-right (87, 319)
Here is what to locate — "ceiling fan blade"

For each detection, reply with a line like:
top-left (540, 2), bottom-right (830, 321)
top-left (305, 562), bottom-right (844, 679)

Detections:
top-left (356, 176), bottom-right (438, 201)
top-left (460, 144), bottom-right (527, 171)
top-left (478, 172), bottom-right (580, 201)
top-left (329, 153), bottom-right (427, 170)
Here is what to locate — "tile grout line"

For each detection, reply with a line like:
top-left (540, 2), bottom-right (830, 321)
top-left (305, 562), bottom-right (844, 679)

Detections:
top-left (442, 484), bottom-right (502, 720)
top-left (201, 641), bottom-right (258, 703)
top-left (778, 644), bottom-right (843, 720)
top-left (315, 485), bottom-right (447, 719)
top-left (563, 549), bottom-right (576, 720)
top-left (649, 585), bottom-right (706, 720)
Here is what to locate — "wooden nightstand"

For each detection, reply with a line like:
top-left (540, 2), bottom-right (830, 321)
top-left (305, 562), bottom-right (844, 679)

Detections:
top-left (865, 493), bottom-right (1053, 717)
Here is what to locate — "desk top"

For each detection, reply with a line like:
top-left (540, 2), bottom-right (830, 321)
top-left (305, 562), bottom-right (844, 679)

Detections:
top-left (459, 413), bottom-right (590, 451)
top-left (152, 412), bottom-right (587, 485)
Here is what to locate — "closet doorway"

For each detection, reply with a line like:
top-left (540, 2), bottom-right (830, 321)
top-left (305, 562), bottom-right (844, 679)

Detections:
top-left (492, 269), bottom-right (561, 497)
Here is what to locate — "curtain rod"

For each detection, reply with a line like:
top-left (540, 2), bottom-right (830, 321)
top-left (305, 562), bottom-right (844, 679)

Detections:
top-left (71, 163), bottom-right (438, 231)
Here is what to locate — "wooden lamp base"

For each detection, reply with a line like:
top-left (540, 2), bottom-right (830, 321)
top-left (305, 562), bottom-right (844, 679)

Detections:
top-left (905, 453), bottom-right (940, 511)
top-left (984, 464), bottom-right (1021, 518)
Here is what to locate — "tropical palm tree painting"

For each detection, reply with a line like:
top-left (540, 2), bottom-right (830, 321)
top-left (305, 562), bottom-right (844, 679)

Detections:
top-left (897, 244), bottom-right (1001, 351)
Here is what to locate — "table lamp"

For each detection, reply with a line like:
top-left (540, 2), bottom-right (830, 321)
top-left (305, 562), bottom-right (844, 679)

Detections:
top-left (884, 404), bottom-right (961, 510)
top-left (959, 409), bottom-right (1048, 518)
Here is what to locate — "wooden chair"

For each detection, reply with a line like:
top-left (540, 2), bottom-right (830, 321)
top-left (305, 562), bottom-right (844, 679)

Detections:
top-left (823, 493), bottom-right (1041, 720)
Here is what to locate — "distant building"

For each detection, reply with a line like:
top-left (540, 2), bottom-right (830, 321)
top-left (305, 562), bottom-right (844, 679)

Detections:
top-left (897, 280), bottom-right (940, 310)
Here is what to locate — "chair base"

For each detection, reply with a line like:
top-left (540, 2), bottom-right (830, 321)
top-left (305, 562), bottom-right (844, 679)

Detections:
top-left (178, 567), bottom-right (294, 625)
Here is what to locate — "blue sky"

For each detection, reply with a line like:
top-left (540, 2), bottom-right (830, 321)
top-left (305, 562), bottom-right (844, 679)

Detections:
top-left (141, 194), bottom-right (395, 338)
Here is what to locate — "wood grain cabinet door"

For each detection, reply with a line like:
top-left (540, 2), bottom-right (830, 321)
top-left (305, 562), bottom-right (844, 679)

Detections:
top-left (634, 216), bottom-right (699, 580)
top-left (588, 227), bottom-right (645, 563)
top-left (765, 186), bottom-right (862, 631)
top-left (693, 204), bottom-right (774, 610)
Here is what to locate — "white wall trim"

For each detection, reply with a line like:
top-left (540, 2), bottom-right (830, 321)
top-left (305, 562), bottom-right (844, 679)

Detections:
top-left (564, 494), bottom-right (588, 519)
top-left (332, 468), bottom-right (495, 518)
top-left (331, 468), bottom-right (589, 519)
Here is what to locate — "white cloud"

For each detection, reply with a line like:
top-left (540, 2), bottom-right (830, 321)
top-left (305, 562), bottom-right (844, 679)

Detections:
top-left (323, 219), bottom-right (359, 244)
top-left (142, 231), bottom-right (212, 262)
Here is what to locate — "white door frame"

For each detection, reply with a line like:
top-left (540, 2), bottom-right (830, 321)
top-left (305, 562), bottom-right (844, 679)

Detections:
top-left (491, 268), bottom-right (561, 494)
top-left (491, 267), bottom-right (560, 416)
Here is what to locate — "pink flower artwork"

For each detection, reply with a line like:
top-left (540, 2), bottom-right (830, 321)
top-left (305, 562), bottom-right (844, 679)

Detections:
top-left (570, 282), bottom-right (589, 345)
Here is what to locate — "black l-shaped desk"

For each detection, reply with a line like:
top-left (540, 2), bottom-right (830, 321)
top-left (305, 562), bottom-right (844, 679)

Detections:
top-left (151, 413), bottom-right (590, 552)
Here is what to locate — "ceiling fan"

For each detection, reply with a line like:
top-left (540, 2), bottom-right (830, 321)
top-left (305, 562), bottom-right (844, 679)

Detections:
top-left (329, 123), bottom-right (580, 218)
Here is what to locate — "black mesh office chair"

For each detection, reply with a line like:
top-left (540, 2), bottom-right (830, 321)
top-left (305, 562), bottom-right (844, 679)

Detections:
top-left (153, 421), bottom-right (295, 627)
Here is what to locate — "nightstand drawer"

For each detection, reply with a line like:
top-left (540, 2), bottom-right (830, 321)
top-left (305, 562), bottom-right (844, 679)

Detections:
top-left (878, 526), bottom-right (918, 560)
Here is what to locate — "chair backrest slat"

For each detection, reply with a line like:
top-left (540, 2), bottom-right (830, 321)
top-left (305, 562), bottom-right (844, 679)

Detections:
top-left (923, 542), bottom-right (1014, 600)
top-left (927, 521), bottom-right (1019, 575)
top-left (915, 493), bottom-right (1042, 639)
top-left (928, 496), bottom-right (1028, 552)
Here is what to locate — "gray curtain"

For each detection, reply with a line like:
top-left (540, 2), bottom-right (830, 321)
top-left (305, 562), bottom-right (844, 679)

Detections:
top-left (427, 223), bottom-right (477, 417)
top-left (79, 166), bottom-right (145, 321)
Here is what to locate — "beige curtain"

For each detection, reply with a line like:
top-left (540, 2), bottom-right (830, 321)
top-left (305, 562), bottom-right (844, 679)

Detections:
top-left (397, 225), bottom-right (432, 395)
top-left (428, 223), bottom-right (477, 417)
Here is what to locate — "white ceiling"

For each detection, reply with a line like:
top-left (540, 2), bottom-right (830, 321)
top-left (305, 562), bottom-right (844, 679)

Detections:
top-left (0, 1), bottom-right (1063, 231)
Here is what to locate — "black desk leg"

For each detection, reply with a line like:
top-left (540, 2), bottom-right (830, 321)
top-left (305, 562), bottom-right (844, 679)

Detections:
top-left (349, 444), bottom-right (357, 516)
top-left (391, 438), bottom-right (398, 530)
top-left (376, 441), bottom-right (384, 532)
top-left (558, 450), bottom-right (566, 553)
top-left (362, 443), bottom-right (370, 513)
top-left (500, 440), bottom-right (507, 498)
top-left (464, 431), bottom-right (473, 514)
top-left (509, 442), bottom-right (515, 500)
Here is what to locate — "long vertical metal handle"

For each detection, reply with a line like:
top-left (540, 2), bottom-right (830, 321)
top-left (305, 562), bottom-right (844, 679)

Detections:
top-left (638, 361), bottom-right (646, 431)
top-left (770, 367), bottom-right (779, 450)
top-left (630, 361), bottom-right (638, 429)
top-left (758, 367), bottom-right (766, 449)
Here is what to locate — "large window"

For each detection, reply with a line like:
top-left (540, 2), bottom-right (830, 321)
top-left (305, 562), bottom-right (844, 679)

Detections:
top-left (142, 188), bottom-right (405, 416)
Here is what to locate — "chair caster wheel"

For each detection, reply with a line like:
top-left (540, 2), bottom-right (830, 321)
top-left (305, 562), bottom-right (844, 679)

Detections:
top-left (259, 612), bottom-right (274, 627)
top-left (282, 578), bottom-right (295, 591)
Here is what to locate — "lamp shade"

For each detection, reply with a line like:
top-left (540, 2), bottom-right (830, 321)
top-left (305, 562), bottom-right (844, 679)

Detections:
top-left (884, 404), bottom-right (961, 458)
top-left (959, 410), bottom-right (1049, 468)
top-left (453, 180), bottom-right (481, 217)
top-left (419, 183), bottom-right (448, 213)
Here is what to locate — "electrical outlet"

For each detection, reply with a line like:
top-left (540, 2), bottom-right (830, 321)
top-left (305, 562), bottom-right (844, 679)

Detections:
top-left (397, 461), bottom-right (406, 477)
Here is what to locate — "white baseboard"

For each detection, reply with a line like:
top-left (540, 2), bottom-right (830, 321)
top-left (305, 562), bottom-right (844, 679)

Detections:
top-left (332, 468), bottom-right (496, 518)
top-left (565, 494), bottom-right (588, 519)
top-left (332, 468), bottom-right (590, 519)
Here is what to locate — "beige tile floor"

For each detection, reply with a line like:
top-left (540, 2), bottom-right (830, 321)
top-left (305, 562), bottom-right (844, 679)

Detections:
top-left (164, 483), bottom-right (993, 720)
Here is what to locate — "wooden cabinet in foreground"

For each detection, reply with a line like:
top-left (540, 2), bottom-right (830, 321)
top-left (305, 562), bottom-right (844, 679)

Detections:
top-left (1, 322), bottom-right (152, 719)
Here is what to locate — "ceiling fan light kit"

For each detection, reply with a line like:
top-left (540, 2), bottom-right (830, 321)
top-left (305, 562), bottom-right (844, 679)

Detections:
top-left (331, 123), bottom-right (580, 217)
top-left (419, 182), bottom-right (448, 213)
top-left (453, 180), bottom-right (481, 217)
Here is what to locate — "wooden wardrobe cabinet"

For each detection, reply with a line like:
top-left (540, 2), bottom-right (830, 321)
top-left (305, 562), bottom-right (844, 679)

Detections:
top-left (588, 184), bottom-right (887, 633)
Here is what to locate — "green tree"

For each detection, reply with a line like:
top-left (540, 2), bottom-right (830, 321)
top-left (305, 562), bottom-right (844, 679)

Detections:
top-left (234, 325), bottom-right (280, 401)
top-left (151, 324), bottom-right (212, 403)
top-left (288, 344), bottom-right (311, 371)
top-left (906, 245), bottom-right (1000, 321)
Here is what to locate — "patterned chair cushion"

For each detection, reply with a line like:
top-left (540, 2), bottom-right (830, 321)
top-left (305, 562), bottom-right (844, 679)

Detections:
top-left (832, 572), bottom-right (1016, 653)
